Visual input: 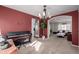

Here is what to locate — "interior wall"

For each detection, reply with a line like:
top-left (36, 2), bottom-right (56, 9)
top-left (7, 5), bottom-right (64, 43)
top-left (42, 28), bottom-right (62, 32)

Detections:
top-left (47, 10), bottom-right (78, 45)
top-left (50, 23), bottom-right (58, 32)
top-left (39, 19), bottom-right (48, 37)
top-left (62, 11), bottom-right (78, 45)
top-left (0, 6), bottom-right (36, 35)
top-left (78, 10), bottom-right (79, 45)
top-left (68, 11), bottom-right (78, 45)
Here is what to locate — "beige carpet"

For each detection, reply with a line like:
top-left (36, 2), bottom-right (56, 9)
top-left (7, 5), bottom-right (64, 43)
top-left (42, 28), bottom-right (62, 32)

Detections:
top-left (17, 35), bottom-right (79, 54)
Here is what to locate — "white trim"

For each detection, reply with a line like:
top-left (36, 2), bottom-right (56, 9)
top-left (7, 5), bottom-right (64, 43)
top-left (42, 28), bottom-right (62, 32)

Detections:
top-left (31, 18), bottom-right (39, 38)
top-left (31, 18), bottom-right (35, 38)
top-left (71, 44), bottom-right (79, 48)
top-left (47, 20), bottom-right (51, 39)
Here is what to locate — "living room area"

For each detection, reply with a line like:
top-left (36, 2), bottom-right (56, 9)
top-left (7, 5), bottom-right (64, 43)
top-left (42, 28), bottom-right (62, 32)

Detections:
top-left (48, 15), bottom-right (72, 40)
top-left (0, 5), bottom-right (79, 54)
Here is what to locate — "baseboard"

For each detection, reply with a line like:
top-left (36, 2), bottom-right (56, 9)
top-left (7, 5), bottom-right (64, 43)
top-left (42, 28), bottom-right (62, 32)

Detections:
top-left (71, 44), bottom-right (79, 48)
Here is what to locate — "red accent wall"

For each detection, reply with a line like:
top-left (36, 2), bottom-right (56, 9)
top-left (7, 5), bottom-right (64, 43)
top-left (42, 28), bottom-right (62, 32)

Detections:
top-left (65, 11), bottom-right (78, 45)
top-left (47, 10), bottom-right (78, 45)
top-left (39, 19), bottom-right (48, 37)
top-left (39, 19), bottom-right (43, 37)
top-left (0, 6), bottom-right (78, 45)
top-left (78, 11), bottom-right (79, 45)
top-left (0, 6), bottom-right (34, 35)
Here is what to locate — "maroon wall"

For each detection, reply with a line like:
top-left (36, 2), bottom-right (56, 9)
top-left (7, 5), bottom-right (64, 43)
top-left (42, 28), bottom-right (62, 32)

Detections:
top-left (47, 10), bottom-right (78, 45)
top-left (61, 11), bottom-right (78, 45)
top-left (39, 19), bottom-right (48, 37)
top-left (78, 11), bottom-right (79, 45)
top-left (0, 6), bottom-right (78, 45)
top-left (65, 11), bottom-right (78, 45)
top-left (0, 6), bottom-right (34, 35)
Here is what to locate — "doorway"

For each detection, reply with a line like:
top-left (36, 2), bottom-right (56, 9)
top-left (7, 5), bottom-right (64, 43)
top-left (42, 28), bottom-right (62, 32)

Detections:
top-left (31, 18), bottom-right (39, 38)
top-left (48, 15), bottom-right (72, 40)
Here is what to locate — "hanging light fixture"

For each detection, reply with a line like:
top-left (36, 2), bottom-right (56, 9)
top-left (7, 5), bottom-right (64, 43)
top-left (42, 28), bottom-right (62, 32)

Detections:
top-left (39, 5), bottom-right (50, 20)
top-left (43, 5), bottom-right (46, 19)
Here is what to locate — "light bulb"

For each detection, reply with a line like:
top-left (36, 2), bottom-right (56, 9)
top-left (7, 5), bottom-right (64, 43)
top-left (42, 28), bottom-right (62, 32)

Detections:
top-left (38, 13), bottom-right (41, 18)
top-left (43, 12), bottom-right (45, 16)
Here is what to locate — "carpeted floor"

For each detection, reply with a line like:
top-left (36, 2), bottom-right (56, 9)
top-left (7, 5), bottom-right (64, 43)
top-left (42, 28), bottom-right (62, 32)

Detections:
top-left (17, 35), bottom-right (79, 54)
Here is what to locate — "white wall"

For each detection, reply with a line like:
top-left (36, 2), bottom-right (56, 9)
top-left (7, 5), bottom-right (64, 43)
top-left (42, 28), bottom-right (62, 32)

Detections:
top-left (66, 22), bottom-right (72, 32)
top-left (50, 23), bottom-right (59, 32)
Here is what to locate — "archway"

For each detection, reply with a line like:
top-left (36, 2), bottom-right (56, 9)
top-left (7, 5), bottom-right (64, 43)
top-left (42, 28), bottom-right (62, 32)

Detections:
top-left (47, 10), bottom-right (78, 46)
top-left (48, 15), bottom-right (72, 39)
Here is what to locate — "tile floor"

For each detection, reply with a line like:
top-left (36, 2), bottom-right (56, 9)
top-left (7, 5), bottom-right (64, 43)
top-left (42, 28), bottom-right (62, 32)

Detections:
top-left (17, 35), bottom-right (79, 54)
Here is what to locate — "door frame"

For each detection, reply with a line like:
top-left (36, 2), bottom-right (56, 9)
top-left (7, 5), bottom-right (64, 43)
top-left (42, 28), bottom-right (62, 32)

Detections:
top-left (47, 15), bottom-right (72, 39)
top-left (31, 18), bottom-right (39, 38)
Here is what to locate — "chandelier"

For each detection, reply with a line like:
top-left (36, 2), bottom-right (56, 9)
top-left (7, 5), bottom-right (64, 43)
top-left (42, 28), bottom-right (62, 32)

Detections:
top-left (39, 5), bottom-right (50, 20)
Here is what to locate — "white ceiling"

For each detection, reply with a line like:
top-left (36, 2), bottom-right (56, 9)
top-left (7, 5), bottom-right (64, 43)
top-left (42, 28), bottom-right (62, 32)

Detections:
top-left (50, 16), bottom-right (72, 23)
top-left (4, 5), bottom-right (78, 17)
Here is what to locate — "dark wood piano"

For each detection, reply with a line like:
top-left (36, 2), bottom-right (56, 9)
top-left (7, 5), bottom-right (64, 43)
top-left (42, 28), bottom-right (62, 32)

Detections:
top-left (6, 31), bottom-right (32, 48)
top-left (7, 31), bottom-right (32, 42)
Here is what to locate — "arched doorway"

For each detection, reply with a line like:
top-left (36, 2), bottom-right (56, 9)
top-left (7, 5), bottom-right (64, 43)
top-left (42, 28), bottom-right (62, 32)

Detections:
top-left (48, 15), bottom-right (72, 38)
top-left (47, 11), bottom-right (78, 46)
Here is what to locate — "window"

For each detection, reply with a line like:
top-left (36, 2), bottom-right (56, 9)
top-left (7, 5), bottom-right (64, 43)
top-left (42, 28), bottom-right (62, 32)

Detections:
top-left (58, 23), bottom-right (72, 32)
top-left (58, 24), bottom-right (66, 31)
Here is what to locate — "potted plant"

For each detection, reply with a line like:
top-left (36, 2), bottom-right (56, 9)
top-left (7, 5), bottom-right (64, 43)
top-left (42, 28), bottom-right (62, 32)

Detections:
top-left (40, 20), bottom-right (47, 40)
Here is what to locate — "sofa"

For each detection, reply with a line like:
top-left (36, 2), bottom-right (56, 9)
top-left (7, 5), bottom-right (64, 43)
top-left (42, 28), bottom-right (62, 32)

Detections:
top-left (56, 30), bottom-right (66, 38)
